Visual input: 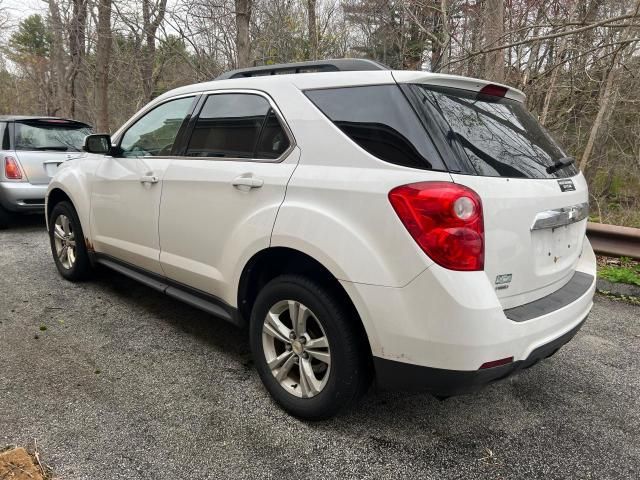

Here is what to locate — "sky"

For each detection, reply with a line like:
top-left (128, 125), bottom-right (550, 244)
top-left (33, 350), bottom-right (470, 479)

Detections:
top-left (1, 0), bottom-right (45, 24)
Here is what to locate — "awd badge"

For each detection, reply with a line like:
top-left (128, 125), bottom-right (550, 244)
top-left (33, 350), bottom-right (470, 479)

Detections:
top-left (495, 274), bottom-right (512, 290)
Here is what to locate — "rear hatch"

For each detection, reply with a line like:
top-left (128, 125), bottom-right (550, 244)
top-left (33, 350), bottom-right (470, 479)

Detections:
top-left (13, 119), bottom-right (91, 184)
top-left (402, 79), bottom-right (589, 308)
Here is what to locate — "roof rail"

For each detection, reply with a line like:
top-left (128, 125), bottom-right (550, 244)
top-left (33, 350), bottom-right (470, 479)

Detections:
top-left (215, 58), bottom-right (390, 80)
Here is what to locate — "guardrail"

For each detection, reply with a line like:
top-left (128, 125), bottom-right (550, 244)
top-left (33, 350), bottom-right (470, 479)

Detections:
top-left (586, 222), bottom-right (640, 259)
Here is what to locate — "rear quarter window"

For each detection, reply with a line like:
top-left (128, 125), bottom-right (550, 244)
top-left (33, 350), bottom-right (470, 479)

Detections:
top-left (305, 85), bottom-right (445, 171)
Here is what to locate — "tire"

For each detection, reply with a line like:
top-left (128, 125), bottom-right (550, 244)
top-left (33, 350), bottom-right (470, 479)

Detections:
top-left (0, 204), bottom-right (11, 229)
top-left (48, 201), bottom-right (92, 281)
top-left (250, 274), bottom-right (371, 420)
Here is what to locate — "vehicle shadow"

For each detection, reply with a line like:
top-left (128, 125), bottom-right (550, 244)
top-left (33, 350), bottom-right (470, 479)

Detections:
top-left (2, 213), bottom-right (47, 231)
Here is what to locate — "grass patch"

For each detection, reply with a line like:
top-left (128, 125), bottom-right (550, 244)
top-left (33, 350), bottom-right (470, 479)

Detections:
top-left (598, 257), bottom-right (640, 286)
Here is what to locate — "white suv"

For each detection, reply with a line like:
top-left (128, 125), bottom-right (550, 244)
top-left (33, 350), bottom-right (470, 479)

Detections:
top-left (46, 59), bottom-right (596, 419)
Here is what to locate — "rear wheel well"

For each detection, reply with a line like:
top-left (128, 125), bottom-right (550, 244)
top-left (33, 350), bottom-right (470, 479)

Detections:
top-left (238, 247), bottom-right (372, 354)
top-left (47, 188), bottom-right (72, 220)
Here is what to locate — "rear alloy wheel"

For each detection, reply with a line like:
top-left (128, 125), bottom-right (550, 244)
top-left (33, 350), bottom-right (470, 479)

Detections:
top-left (262, 300), bottom-right (331, 398)
top-left (250, 275), bottom-right (370, 420)
top-left (49, 201), bottom-right (91, 281)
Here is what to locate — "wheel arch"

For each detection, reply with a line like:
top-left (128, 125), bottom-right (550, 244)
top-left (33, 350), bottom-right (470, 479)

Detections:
top-left (237, 246), bottom-right (374, 357)
top-left (46, 188), bottom-right (73, 221)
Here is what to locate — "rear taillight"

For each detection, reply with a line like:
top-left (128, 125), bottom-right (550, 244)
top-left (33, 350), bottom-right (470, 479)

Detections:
top-left (388, 182), bottom-right (484, 271)
top-left (4, 156), bottom-right (23, 180)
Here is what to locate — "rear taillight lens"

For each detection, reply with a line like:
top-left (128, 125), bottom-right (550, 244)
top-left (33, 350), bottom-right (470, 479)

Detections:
top-left (388, 182), bottom-right (484, 271)
top-left (4, 156), bottom-right (23, 180)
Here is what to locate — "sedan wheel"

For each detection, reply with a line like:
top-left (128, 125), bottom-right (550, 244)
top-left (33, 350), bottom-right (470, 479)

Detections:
top-left (262, 300), bottom-right (331, 398)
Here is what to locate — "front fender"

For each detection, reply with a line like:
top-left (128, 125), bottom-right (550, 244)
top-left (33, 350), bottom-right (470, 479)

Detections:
top-left (46, 157), bottom-right (99, 246)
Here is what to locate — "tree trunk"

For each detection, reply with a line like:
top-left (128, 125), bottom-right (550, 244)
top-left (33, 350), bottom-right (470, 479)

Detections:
top-left (483, 0), bottom-right (504, 83)
top-left (140, 0), bottom-right (167, 102)
top-left (68, 0), bottom-right (87, 119)
top-left (235, 0), bottom-right (252, 68)
top-left (95, 0), bottom-right (112, 133)
top-left (438, 0), bottom-right (450, 73)
top-left (48, 0), bottom-right (67, 116)
top-left (308, 0), bottom-right (317, 60)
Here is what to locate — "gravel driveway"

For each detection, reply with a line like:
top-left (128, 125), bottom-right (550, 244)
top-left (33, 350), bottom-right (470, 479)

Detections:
top-left (1, 217), bottom-right (639, 479)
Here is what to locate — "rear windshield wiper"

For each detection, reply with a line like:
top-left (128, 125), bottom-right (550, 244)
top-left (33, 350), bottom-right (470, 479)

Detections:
top-left (546, 156), bottom-right (575, 174)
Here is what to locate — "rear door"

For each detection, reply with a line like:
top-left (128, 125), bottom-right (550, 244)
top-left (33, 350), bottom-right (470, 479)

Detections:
top-left (407, 84), bottom-right (589, 308)
top-left (90, 95), bottom-right (196, 274)
top-left (13, 119), bottom-right (91, 183)
top-left (158, 91), bottom-right (297, 298)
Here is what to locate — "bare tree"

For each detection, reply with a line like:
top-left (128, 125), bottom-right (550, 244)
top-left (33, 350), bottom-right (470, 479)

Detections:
top-left (95, 0), bottom-right (112, 132)
top-left (484, 0), bottom-right (505, 82)
top-left (235, 0), bottom-right (252, 67)
top-left (308, 0), bottom-right (318, 59)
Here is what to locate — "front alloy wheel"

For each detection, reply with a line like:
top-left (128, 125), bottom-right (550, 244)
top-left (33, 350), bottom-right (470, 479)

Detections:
top-left (49, 201), bottom-right (91, 281)
top-left (262, 300), bottom-right (331, 398)
top-left (53, 214), bottom-right (77, 269)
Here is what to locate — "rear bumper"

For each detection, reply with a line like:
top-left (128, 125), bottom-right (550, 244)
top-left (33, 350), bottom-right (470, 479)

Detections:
top-left (340, 238), bottom-right (597, 391)
top-left (374, 315), bottom-right (587, 394)
top-left (0, 181), bottom-right (47, 212)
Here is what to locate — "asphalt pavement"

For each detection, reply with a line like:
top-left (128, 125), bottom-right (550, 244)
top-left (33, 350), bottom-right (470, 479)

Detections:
top-left (1, 216), bottom-right (639, 479)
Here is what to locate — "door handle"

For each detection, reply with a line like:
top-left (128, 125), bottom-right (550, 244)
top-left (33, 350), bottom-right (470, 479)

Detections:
top-left (232, 175), bottom-right (264, 189)
top-left (140, 174), bottom-right (159, 184)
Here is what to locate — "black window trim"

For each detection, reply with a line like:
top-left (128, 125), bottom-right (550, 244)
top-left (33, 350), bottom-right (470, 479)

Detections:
top-left (178, 89), bottom-right (295, 163)
top-left (302, 83), bottom-right (450, 173)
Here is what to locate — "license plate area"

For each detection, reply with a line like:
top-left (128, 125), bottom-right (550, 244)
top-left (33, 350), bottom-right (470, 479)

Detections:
top-left (532, 223), bottom-right (584, 275)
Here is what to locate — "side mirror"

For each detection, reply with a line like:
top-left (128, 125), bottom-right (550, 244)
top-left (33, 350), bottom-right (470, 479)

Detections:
top-left (83, 134), bottom-right (113, 154)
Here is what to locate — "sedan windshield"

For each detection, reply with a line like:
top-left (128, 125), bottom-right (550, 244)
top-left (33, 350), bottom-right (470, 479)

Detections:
top-left (15, 120), bottom-right (92, 152)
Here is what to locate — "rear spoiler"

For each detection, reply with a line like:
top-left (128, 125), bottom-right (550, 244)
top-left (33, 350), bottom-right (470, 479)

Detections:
top-left (392, 71), bottom-right (526, 103)
top-left (15, 118), bottom-right (92, 129)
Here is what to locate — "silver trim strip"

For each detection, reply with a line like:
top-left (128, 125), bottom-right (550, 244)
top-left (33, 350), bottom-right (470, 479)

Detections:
top-left (530, 202), bottom-right (589, 231)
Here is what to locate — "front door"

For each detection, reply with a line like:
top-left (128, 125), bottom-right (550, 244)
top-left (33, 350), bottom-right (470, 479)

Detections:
top-left (90, 95), bottom-right (196, 275)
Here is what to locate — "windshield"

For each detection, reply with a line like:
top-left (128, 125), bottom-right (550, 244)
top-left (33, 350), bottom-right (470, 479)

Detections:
top-left (410, 85), bottom-right (577, 179)
top-left (14, 121), bottom-right (92, 152)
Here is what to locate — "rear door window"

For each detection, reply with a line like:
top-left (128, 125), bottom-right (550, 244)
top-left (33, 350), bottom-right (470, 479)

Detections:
top-left (14, 120), bottom-right (92, 152)
top-left (185, 93), bottom-right (290, 159)
top-left (305, 85), bottom-right (445, 171)
top-left (410, 85), bottom-right (577, 179)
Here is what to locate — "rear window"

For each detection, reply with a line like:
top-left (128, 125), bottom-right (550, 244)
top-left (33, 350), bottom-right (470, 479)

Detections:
top-left (14, 120), bottom-right (91, 152)
top-left (410, 85), bottom-right (577, 179)
top-left (305, 85), bottom-right (445, 171)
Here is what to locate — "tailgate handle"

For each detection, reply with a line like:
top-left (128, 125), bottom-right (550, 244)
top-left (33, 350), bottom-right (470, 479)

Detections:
top-left (531, 202), bottom-right (589, 231)
top-left (140, 174), bottom-right (159, 184)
